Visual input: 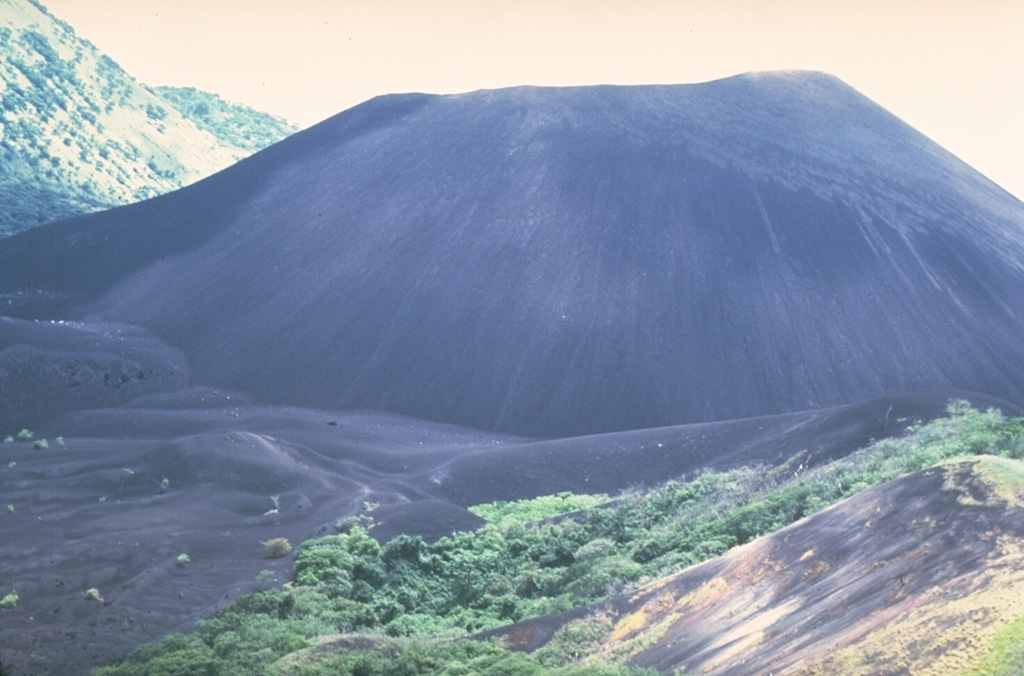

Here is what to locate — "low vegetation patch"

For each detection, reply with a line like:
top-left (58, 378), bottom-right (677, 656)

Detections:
top-left (1, 590), bottom-right (18, 609)
top-left (95, 631), bottom-right (655, 676)
top-left (92, 403), bottom-right (1024, 675)
top-left (964, 612), bottom-right (1024, 676)
top-left (263, 538), bottom-right (293, 558)
top-left (469, 491), bottom-right (611, 527)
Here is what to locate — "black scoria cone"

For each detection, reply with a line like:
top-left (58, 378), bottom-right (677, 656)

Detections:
top-left (2, 71), bottom-right (1024, 436)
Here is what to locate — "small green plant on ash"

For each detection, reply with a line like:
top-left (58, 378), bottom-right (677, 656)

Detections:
top-left (5, 504), bottom-right (13, 514)
top-left (160, 478), bottom-right (170, 493)
top-left (84, 588), bottom-right (103, 602)
top-left (176, 553), bottom-right (190, 567)
top-left (33, 439), bottom-right (48, 450)
top-left (2, 436), bottom-right (13, 443)
top-left (56, 436), bottom-right (64, 446)
top-left (262, 537), bottom-right (292, 558)
top-left (1, 591), bottom-right (18, 609)
top-left (334, 514), bottom-right (373, 533)
top-left (16, 429), bottom-right (32, 441)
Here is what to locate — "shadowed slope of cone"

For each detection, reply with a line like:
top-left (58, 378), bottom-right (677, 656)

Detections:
top-left (2, 73), bottom-right (1024, 437)
top-left (496, 456), bottom-right (1024, 675)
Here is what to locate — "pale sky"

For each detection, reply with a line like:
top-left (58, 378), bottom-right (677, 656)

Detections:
top-left (42, 0), bottom-right (1024, 200)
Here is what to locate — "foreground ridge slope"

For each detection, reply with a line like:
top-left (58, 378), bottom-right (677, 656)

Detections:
top-left (547, 456), bottom-right (1024, 674)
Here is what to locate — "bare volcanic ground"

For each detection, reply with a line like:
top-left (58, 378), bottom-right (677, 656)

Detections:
top-left (2, 74), bottom-right (1024, 438)
top-left (495, 456), bottom-right (1024, 675)
top-left (0, 316), bottom-right (190, 433)
top-left (0, 388), bottom-right (1018, 675)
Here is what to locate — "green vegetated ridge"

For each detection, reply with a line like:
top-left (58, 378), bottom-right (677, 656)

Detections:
top-left (150, 86), bottom-right (298, 155)
top-left (92, 403), bottom-right (1024, 675)
top-left (0, 0), bottom-right (297, 238)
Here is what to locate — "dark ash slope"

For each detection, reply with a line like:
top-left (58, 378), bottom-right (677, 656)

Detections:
top-left (2, 72), bottom-right (1024, 437)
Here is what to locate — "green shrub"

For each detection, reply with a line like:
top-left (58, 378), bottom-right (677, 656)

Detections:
top-left (17, 429), bottom-right (32, 441)
top-left (335, 514), bottom-right (373, 533)
top-left (262, 537), bottom-right (292, 558)
top-left (33, 438), bottom-right (48, 449)
top-left (294, 535), bottom-right (355, 588)
top-left (1, 590), bottom-right (18, 609)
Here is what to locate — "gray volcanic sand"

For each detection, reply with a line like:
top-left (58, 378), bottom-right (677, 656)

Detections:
top-left (1, 388), bottom-right (1016, 674)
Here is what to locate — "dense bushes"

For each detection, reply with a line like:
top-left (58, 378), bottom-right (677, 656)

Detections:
top-left (94, 620), bottom-right (653, 676)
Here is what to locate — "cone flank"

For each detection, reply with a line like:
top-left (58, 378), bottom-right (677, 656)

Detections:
top-left (1, 73), bottom-right (1023, 436)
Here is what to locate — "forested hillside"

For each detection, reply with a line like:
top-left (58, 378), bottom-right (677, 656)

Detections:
top-left (151, 86), bottom-right (297, 155)
top-left (0, 0), bottom-right (296, 238)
